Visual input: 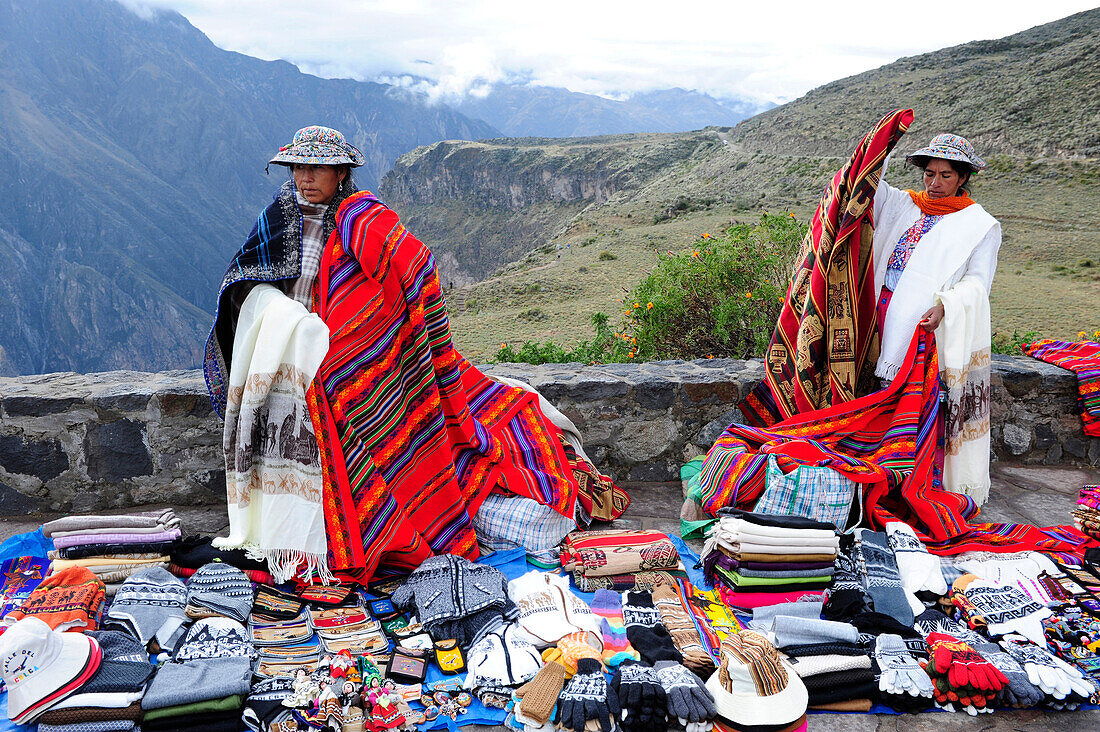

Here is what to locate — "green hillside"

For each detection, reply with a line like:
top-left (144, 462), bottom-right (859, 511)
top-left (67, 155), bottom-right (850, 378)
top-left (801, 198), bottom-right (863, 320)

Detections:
top-left (378, 9), bottom-right (1100, 361)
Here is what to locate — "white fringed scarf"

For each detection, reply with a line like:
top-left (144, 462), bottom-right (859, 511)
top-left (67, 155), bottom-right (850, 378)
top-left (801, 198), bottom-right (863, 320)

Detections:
top-left (214, 284), bottom-right (333, 583)
top-left (934, 276), bottom-right (991, 505)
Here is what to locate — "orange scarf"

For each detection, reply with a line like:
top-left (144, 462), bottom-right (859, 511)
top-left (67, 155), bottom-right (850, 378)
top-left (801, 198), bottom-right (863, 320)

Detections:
top-left (906, 190), bottom-right (975, 216)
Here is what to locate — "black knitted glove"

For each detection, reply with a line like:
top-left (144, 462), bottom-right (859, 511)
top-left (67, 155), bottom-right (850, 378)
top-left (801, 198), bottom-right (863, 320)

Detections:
top-left (558, 658), bottom-right (620, 732)
top-left (611, 660), bottom-right (667, 732)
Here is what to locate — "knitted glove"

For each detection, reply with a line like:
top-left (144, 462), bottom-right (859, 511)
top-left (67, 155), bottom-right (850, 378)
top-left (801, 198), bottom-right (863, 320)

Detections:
top-left (558, 631), bottom-right (604, 672)
top-left (610, 660), bottom-right (666, 732)
top-left (516, 661), bottom-right (569, 725)
top-left (971, 641), bottom-right (1044, 708)
top-left (885, 521), bottom-right (947, 615)
top-left (952, 574), bottom-right (1051, 647)
top-left (654, 661), bottom-right (716, 732)
top-left (591, 590), bottom-right (640, 668)
top-left (873, 634), bottom-right (934, 698)
top-left (925, 632), bottom-right (1008, 693)
top-left (999, 635), bottom-right (1095, 700)
top-left (558, 658), bottom-right (620, 732)
top-left (913, 609), bottom-right (986, 646)
top-left (622, 592), bottom-right (682, 666)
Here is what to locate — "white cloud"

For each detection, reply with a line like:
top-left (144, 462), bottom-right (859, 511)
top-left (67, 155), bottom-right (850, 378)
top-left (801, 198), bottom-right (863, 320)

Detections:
top-left (117, 0), bottom-right (1098, 103)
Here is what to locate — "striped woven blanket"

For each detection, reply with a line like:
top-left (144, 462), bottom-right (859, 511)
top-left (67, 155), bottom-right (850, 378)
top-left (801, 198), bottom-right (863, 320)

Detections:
top-left (309, 191), bottom-right (578, 582)
top-left (691, 328), bottom-right (1094, 558)
top-left (1023, 339), bottom-right (1100, 437)
top-left (741, 109), bottom-right (913, 426)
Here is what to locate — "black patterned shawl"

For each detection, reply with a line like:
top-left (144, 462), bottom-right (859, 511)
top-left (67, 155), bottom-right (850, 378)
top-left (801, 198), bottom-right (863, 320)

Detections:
top-left (203, 178), bottom-right (354, 417)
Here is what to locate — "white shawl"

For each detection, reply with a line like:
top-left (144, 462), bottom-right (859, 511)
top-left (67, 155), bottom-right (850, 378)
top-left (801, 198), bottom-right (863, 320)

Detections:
top-left (871, 181), bottom-right (1000, 380)
top-left (215, 284), bottom-right (332, 583)
top-left (935, 276), bottom-right (991, 504)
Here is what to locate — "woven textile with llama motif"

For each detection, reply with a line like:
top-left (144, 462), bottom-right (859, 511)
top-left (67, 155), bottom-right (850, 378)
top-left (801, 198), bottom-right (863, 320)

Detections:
top-left (561, 530), bottom-right (681, 591)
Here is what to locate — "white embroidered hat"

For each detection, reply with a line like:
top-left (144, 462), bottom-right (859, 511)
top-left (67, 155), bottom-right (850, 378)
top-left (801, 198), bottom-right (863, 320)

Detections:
top-left (0, 617), bottom-right (99, 723)
top-left (705, 630), bottom-right (807, 729)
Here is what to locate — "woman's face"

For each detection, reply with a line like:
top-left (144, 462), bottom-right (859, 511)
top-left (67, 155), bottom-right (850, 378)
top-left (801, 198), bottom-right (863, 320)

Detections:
top-left (292, 164), bottom-right (346, 204)
top-left (922, 159), bottom-right (966, 199)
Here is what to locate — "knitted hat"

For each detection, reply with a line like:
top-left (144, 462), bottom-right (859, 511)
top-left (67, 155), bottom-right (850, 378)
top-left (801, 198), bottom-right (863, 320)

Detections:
top-left (80, 631), bottom-right (156, 695)
top-left (106, 567), bottom-right (187, 651)
top-left (705, 630), bottom-right (807, 729)
top-left (3, 566), bottom-right (105, 632)
top-left (0, 617), bottom-right (102, 724)
top-left (173, 616), bottom-right (257, 662)
top-left (185, 562), bottom-right (254, 623)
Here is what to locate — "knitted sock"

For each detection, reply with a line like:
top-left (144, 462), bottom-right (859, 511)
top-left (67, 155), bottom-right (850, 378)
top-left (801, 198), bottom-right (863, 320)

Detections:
top-left (590, 590), bottom-right (639, 667)
top-left (856, 530), bottom-right (914, 626)
top-left (516, 661), bottom-right (568, 724)
top-left (650, 581), bottom-right (715, 675)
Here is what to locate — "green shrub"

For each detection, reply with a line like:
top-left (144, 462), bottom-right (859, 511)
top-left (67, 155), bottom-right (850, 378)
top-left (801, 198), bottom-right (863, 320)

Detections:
top-left (494, 213), bottom-right (806, 364)
top-left (598, 251), bottom-right (617, 261)
top-left (624, 213), bottom-right (804, 360)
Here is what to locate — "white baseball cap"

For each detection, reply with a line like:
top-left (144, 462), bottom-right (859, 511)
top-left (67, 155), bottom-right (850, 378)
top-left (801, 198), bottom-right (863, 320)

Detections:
top-left (0, 617), bottom-right (100, 723)
top-left (705, 630), bottom-right (807, 729)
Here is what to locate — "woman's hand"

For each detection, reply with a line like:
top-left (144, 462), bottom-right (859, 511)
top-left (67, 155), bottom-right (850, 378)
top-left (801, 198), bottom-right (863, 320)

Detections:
top-left (920, 304), bottom-right (945, 332)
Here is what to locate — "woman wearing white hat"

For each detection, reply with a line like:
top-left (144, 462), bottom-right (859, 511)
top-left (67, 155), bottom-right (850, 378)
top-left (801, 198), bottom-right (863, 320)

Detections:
top-left (873, 133), bottom-right (1001, 504)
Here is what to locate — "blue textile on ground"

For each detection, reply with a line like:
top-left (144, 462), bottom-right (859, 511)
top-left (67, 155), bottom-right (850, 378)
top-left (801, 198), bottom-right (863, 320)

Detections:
top-left (0, 529), bottom-right (52, 564)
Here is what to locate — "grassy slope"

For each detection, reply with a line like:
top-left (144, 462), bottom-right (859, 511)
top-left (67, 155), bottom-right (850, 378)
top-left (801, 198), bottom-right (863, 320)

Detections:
top-left (431, 9), bottom-right (1100, 361)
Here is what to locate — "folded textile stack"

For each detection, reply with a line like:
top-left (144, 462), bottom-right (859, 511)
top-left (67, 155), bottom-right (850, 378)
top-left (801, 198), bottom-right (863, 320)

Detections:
top-left (2, 566), bottom-right (105, 632)
top-left (170, 535), bottom-right (275, 585)
top-left (309, 606), bottom-right (388, 656)
top-left (768, 614), bottom-right (875, 710)
top-left (35, 630), bottom-right (155, 732)
top-left (1072, 485), bottom-right (1100, 540)
top-left (560, 529), bottom-right (683, 592)
top-left (141, 616), bottom-right (256, 731)
top-left (702, 511), bottom-right (838, 610)
top-left (43, 510), bottom-right (181, 596)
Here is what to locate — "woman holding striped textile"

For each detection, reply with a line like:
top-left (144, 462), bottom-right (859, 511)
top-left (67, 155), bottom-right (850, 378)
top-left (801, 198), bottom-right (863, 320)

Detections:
top-left (205, 126), bottom-right (617, 584)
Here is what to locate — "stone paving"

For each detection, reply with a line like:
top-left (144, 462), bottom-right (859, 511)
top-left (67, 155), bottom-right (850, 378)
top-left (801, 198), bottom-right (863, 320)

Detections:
top-left (2, 461), bottom-right (1100, 728)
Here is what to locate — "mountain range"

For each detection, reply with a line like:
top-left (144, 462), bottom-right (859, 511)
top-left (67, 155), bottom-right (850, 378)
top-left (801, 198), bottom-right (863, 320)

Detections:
top-left (453, 84), bottom-right (770, 138)
top-left (0, 0), bottom-right (774, 376)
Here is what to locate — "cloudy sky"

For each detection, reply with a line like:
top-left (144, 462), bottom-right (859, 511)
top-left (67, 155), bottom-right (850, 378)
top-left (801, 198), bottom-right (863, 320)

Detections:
top-left (122, 0), bottom-right (1097, 103)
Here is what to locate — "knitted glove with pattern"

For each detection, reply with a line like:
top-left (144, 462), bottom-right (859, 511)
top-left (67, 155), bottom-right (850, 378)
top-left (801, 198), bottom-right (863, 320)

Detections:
top-left (925, 632), bottom-right (1008, 693)
top-left (654, 661), bottom-right (715, 732)
top-left (622, 592), bottom-right (682, 666)
top-left (558, 631), bottom-right (604, 672)
top-left (873, 634), bottom-right (934, 698)
top-left (611, 660), bottom-right (666, 732)
top-left (998, 635), bottom-right (1095, 700)
top-left (558, 658), bottom-right (620, 732)
top-left (971, 641), bottom-right (1044, 708)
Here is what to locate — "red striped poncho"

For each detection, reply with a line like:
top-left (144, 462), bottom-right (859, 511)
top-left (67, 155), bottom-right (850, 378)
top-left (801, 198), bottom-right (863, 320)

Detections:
top-left (307, 192), bottom-right (577, 581)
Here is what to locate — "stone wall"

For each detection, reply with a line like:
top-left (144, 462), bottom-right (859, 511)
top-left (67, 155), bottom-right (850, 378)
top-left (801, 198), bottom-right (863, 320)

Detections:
top-left (0, 356), bottom-right (1096, 514)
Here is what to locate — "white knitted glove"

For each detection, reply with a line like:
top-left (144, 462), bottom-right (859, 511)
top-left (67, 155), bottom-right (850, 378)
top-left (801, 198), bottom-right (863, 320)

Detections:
top-left (998, 635), bottom-right (1094, 700)
top-left (874, 634), bottom-right (934, 698)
